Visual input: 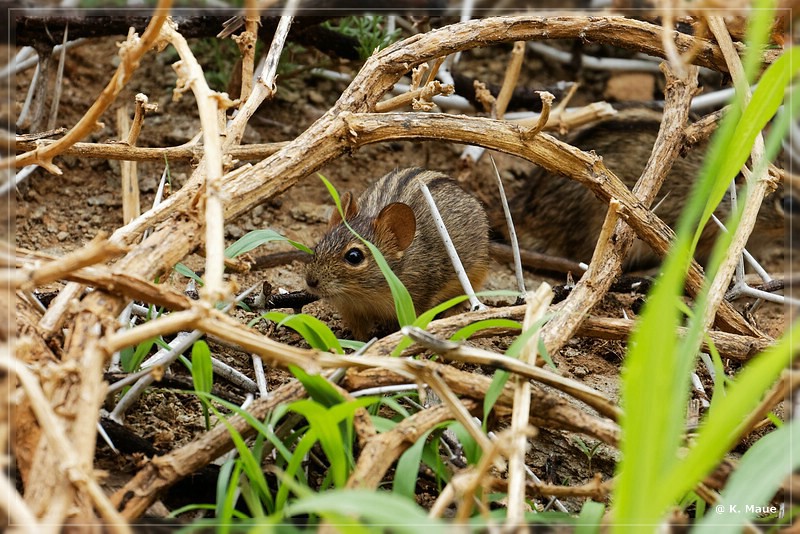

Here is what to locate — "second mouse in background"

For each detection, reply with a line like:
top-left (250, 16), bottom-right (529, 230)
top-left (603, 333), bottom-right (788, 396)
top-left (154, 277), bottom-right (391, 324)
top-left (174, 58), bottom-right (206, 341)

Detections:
top-left (503, 108), bottom-right (787, 270)
top-left (305, 167), bottom-right (490, 340)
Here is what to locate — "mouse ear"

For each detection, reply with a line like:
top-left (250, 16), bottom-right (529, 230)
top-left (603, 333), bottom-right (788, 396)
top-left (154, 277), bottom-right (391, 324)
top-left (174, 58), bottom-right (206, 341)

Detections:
top-left (375, 202), bottom-right (416, 252)
top-left (328, 192), bottom-right (359, 229)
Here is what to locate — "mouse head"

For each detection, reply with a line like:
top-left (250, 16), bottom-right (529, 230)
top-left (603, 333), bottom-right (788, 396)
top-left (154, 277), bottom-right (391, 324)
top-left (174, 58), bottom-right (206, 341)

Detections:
top-left (305, 192), bottom-right (417, 300)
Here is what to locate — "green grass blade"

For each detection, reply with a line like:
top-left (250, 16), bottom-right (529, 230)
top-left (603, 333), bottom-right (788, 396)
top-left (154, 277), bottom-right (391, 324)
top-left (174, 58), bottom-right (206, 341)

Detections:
top-left (121, 337), bottom-right (156, 372)
top-left (699, 46), bottom-right (798, 244)
top-left (289, 399), bottom-right (348, 488)
top-left (263, 311), bottom-right (344, 354)
top-left (339, 339), bottom-right (367, 351)
top-left (288, 397), bottom-right (378, 489)
top-left (275, 429), bottom-right (318, 511)
top-left (483, 369), bottom-right (509, 427)
top-left (214, 457), bottom-right (238, 522)
top-left (576, 500), bottom-right (605, 534)
top-left (664, 321), bottom-right (799, 498)
top-left (209, 404), bottom-right (275, 513)
top-left (450, 319), bottom-right (522, 341)
top-left (283, 489), bottom-right (446, 533)
top-left (191, 340), bottom-right (213, 396)
top-left (393, 428), bottom-right (435, 498)
top-left (225, 228), bottom-right (312, 258)
top-left (191, 340), bottom-right (213, 430)
top-left (174, 262), bottom-right (204, 286)
top-left (693, 419), bottom-right (800, 532)
top-left (615, 13), bottom-right (792, 525)
top-left (290, 365), bottom-right (345, 407)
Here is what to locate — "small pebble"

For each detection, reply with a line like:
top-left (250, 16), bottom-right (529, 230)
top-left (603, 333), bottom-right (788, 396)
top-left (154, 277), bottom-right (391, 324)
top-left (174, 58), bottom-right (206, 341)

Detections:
top-left (225, 224), bottom-right (244, 239)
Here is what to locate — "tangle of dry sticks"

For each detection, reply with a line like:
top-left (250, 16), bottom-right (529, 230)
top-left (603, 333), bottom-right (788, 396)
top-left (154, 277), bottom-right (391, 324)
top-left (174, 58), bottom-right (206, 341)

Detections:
top-left (11, 13), bottom-right (784, 526)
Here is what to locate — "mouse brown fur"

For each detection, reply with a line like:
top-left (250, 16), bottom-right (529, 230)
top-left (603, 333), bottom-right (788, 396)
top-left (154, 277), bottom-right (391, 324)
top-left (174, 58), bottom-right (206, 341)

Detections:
top-left (504, 108), bottom-right (787, 270)
top-left (306, 167), bottom-right (490, 339)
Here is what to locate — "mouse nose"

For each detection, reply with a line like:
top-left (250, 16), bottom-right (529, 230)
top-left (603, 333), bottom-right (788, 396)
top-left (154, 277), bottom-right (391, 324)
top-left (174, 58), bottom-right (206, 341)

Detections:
top-left (305, 274), bottom-right (318, 289)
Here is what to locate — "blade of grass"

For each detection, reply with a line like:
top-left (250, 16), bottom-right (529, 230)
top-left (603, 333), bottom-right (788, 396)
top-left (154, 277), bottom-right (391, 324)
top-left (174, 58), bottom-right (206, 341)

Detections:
top-left (225, 228), bottom-right (312, 258)
top-left (665, 321), bottom-right (799, 498)
top-left (263, 311), bottom-right (344, 354)
top-left (694, 418), bottom-right (800, 532)
top-left (191, 340), bottom-right (213, 430)
top-left (283, 489), bottom-right (446, 533)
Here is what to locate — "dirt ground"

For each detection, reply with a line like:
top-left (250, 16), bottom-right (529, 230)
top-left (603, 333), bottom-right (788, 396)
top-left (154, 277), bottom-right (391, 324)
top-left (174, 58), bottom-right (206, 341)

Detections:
top-left (10, 14), bottom-right (791, 523)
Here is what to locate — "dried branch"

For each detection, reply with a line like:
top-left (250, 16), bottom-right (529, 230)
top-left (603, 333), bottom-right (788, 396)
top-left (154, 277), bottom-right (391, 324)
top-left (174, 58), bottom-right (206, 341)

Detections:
top-left (1, 357), bottom-right (129, 531)
top-left (15, 138), bottom-right (287, 162)
top-left (225, 12), bottom-right (294, 148)
top-left (702, 17), bottom-right (773, 333)
top-left (507, 283), bottom-right (552, 528)
top-left (540, 61), bottom-right (700, 355)
top-left (13, 236), bottom-right (127, 289)
top-left (494, 41), bottom-right (526, 119)
top-left (11, 4), bottom-right (172, 173)
top-left (162, 18), bottom-right (235, 303)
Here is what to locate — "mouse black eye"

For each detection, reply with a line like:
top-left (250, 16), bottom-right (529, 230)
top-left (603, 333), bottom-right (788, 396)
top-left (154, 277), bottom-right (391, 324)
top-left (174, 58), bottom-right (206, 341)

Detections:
top-left (782, 195), bottom-right (799, 215)
top-left (344, 247), bottom-right (365, 265)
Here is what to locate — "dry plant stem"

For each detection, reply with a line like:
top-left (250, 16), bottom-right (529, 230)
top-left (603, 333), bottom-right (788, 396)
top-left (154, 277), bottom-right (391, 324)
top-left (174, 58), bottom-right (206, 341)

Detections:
top-left (418, 180), bottom-right (483, 310)
top-left (525, 91), bottom-right (553, 139)
top-left (439, 437), bottom-right (507, 521)
top-left (20, 263), bottom-right (191, 312)
top-left (2, 359), bottom-right (130, 532)
top-left (120, 94), bottom-right (154, 223)
top-left (347, 401), bottom-right (477, 489)
top-left (494, 41), bottom-right (525, 119)
top-left (0, 467), bottom-right (39, 531)
top-left (237, 0), bottom-right (260, 103)
top-left (163, 20), bottom-right (228, 303)
top-left (343, 111), bottom-right (756, 336)
top-left (421, 368), bottom-right (494, 454)
top-left (408, 329), bottom-right (620, 420)
top-left (37, 282), bottom-right (83, 337)
top-left (103, 310), bottom-right (199, 354)
top-left (490, 157), bottom-right (526, 293)
top-left (737, 369), bottom-right (798, 443)
top-left (374, 80), bottom-right (454, 112)
top-left (117, 105), bottom-right (140, 224)
top-left (538, 62), bottom-right (703, 355)
top-left (225, 13), bottom-right (293, 148)
top-left (486, 472), bottom-right (611, 501)
top-left (702, 17), bottom-right (772, 334)
top-left (577, 317), bottom-right (768, 360)
top-left (512, 101), bottom-right (617, 132)
top-left (508, 283), bottom-right (552, 529)
top-left (46, 24), bottom-right (69, 131)
top-left (14, 235), bottom-right (127, 289)
top-left (10, 4), bottom-right (171, 173)
top-left (126, 94), bottom-right (153, 145)
top-left (372, 306), bottom-right (769, 361)
top-left (15, 139), bottom-right (288, 162)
